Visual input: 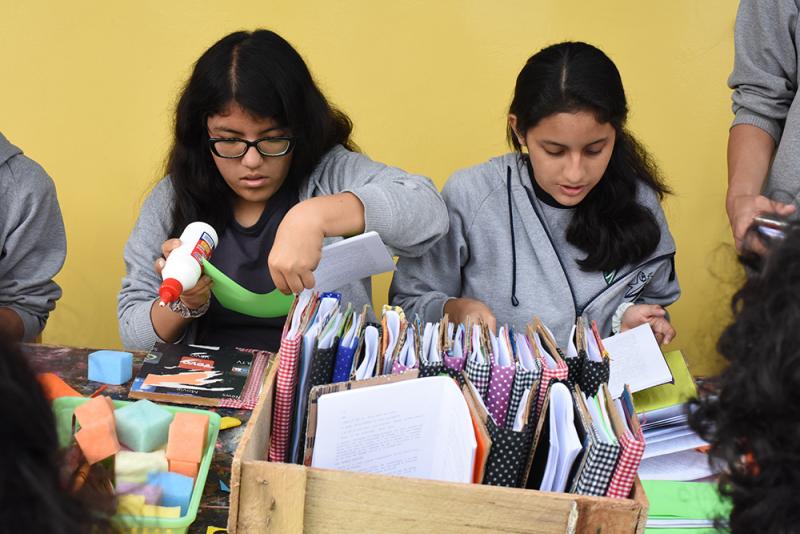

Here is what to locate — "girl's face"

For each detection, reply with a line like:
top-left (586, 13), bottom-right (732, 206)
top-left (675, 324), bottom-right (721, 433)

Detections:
top-left (510, 111), bottom-right (615, 206)
top-left (207, 103), bottom-right (293, 210)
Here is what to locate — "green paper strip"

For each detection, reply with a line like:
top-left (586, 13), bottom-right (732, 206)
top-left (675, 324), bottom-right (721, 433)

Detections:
top-left (202, 258), bottom-right (295, 318)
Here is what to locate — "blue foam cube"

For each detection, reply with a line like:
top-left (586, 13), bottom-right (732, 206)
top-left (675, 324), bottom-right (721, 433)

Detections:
top-left (114, 400), bottom-right (173, 452)
top-left (147, 471), bottom-right (194, 515)
top-left (88, 350), bottom-right (133, 385)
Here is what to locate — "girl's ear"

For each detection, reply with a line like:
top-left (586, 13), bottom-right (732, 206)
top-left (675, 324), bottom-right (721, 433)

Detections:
top-left (508, 114), bottom-right (525, 146)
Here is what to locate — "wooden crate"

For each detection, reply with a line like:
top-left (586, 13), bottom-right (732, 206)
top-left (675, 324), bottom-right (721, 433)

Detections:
top-left (228, 363), bottom-right (648, 533)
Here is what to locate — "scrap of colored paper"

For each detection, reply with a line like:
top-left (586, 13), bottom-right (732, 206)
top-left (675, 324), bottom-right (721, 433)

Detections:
top-left (220, 416), bottom-right (241, 430)
top-left (203, 259), bottom-right (294, 318)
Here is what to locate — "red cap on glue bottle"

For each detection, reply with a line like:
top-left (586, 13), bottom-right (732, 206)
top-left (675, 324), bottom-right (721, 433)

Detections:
top-left (158, 278), bottom-right (184, 307)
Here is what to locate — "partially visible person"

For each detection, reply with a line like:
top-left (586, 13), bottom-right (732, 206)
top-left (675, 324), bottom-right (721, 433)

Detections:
top-left (0, 132), bottom-right (67, 342)
top-left (726, 0), bottom-right (800, 249)
top-left (689, 216), bottom-right (800, 532)
top-left (0, 333), bottom-right (115, 531)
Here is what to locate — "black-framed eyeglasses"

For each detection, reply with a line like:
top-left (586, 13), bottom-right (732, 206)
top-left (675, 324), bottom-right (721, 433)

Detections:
top-left (208, 136), bottom-right (295, 158)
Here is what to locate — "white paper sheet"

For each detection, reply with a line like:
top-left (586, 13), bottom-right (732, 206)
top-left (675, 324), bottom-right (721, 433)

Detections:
top-left (603, 323), bottom-right (673, 398)
top-left (311, 376), bottom-right (476, 483)
top-left (313, 231), bottom-right (395, 292)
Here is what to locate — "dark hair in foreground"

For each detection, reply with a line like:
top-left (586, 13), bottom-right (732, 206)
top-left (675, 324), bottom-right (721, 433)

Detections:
top-left (0, 334), bottom-right (115, 532)
top-left (508, 41), bottom-right (670, 272)
top-left (167, 29), bottom-right (356, 237)
top-left (688, 219), bottom-right (800, 533)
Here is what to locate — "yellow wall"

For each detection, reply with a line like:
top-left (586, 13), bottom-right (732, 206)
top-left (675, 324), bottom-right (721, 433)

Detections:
top-left (1, 1), bottom-right (738, 375)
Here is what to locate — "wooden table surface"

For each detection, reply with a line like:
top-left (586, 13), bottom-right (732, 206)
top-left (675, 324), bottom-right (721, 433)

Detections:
top-left (23, 343), bottom-right (252, 534)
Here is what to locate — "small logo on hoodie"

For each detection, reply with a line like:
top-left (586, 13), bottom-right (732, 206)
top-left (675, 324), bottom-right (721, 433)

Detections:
top-left (603, 270), bottom-right (616, 285)
top-left (625, 270), bottom-right (654, 300)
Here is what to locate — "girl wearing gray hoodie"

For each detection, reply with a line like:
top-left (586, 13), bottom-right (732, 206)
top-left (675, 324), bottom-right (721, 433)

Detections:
top-left (391, 42), bottom-right (679, 348)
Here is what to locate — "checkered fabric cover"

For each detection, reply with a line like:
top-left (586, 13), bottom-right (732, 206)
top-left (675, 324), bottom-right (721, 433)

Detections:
top-left (465, 358), bottom-right (491, 400)
top-left (606, 429), bottom-right (646, 498)
top-left (536, 360), bottom-right (568, 418)
top-left (268, 326), bottom-right (302, 462)
top-left (218, 348), bottom-right (271, 410)
top-left (486, 362), bottom-right (516, 428)
top-left (572, 440), bottom-right (620, 496)
top-left (505, 364), bottom-right (539, 429)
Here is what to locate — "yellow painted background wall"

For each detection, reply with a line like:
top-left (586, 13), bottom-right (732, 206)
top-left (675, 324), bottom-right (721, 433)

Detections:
top-left (1, 1), bottom-right (739, 375)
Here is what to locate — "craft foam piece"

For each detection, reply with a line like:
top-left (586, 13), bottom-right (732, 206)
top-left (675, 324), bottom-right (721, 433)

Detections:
top-left (88, 350), bottom-right (133, 385)
top-left (74, 418), bottom-right (120, 464)
top-left (115, 449), bottom-right (168, 484)
top-left (166, 412), bottom-right (209, 463)
top-left (114, 400), bottom-right (173, 452)
top-left (116, 481), bottom-right (163, 505)
top-left (142, 504), bottom-right (181, 518)
top-left (147, 471), bottom-right (194, 516)
top-left (37, 373), bottom-right (82, 401)
top-left (169, 459), bottom-right (199, 479)
top-left (219, 416), bottom-right (241, 430)
top-left (117, 494), bottom-right (146, 516)
top-left (74, 395), bottom-right (115, 428)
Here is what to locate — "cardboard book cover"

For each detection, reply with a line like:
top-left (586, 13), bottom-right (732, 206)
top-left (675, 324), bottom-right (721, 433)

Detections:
top-left (129, 342), bottom-right (255, 407)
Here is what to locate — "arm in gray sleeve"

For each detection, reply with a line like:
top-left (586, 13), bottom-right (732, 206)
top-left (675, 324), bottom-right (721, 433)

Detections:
top-left (637, 256), bottom-right (680, 311)
top-left (310, 147), bottom-right (448, 257)
top-left (729, 0), bottom-right (799, 141)
top-left (117, 179), bottom-right (174, 349)
top-left (390, 178), bottom-right (470, 322)
top-left (0, 160), bottom-right (66, 340)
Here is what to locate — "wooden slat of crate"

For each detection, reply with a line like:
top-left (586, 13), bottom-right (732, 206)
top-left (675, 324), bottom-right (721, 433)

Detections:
top-left (228, 358), bottom-right (647, 534)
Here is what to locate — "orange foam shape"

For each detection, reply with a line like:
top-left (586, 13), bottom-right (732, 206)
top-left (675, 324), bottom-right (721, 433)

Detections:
top-left (37, 373), bottom-right (82, 402)
top-left (75, 419), bottom-right (120, 464)
top-left (166, 412), bottom-right (209, 464)
top-left (74, 396), bottom-right (115, 429)
top-left (169, 459), bottom-right (199, 479)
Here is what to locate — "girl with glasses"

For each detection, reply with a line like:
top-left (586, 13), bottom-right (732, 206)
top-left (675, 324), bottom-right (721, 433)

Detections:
top-left (118, 30), bottom-right (447, 352)
top-left (391, 42), bottom-right (680, 347)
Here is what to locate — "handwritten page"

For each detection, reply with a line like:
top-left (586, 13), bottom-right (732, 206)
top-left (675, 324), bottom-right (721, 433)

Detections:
top-left (311, 376), bottom-right (476, 483)
top-left (313, 232), bottom-right (395, 292)
top-left (603, 323), bottom-right (673, 398)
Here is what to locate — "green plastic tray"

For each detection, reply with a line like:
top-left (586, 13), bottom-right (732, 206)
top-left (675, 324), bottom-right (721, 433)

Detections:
top-left (53, 396), bottom-right (221, 534)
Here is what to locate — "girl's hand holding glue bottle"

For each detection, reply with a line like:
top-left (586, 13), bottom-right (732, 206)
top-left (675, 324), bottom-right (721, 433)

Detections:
top-left (153, 222), bottom-right (218, 323)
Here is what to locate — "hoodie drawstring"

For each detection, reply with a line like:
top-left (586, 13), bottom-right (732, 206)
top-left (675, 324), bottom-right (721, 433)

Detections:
top-left (507, 166), bottom-right (520, 307)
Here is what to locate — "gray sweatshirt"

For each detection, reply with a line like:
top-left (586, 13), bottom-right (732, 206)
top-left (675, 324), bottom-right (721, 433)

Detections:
top-left (117, 145), bottom-right (448, 350)
top-left (390, 153), bottom-right (679, 348)
top-left (730, 0), bottom-right (800, 201)
top-left (0, 132), bottom-right (67, 340)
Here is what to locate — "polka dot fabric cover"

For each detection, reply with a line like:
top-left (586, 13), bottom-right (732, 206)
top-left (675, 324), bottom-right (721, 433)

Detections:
top-left (443, 354), bottom-right (466, 373)
top-left (482, 416), bottom-right (535, 488)
top-left (486, 362), bottom-right (515, 428)
top-left (580, 359), bottom-right (609, 397)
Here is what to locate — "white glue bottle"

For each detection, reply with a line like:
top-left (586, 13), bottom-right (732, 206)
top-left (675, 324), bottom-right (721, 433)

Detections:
top-left (158, 222), bottom-right (219, 307)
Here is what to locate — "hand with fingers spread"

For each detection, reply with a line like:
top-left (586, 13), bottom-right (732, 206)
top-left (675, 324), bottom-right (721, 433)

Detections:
top-left (155, 238), bottom-right (213, 311)
top-left (444, 298), bottom-right (497, 334)
top-left (621, 303), bottom-right (676, 345)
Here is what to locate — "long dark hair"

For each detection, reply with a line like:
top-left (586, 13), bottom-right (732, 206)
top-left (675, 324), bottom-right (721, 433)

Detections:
top-left (508, 41), bottom-right (670, 272)
top-left (689, 219), bottom-right (800, 532)
top-left (167, 29), bottom-right (356, 236)
top-left (0, 334), bottom-right (115, 532)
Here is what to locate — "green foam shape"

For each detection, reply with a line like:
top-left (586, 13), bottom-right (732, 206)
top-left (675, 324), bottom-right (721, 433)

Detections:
top-left (202, 258), bottom-right (295, 318)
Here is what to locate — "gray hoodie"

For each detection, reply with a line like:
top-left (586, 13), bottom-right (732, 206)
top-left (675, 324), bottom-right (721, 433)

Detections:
top-left (730, 0), bottom-right (800, 202)
top-left (117, 145), bottom-right (449, 350)
top-left (390, 153), bottom-right (679, 348)
top-left (0, 132), bottom-right (67, 340)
